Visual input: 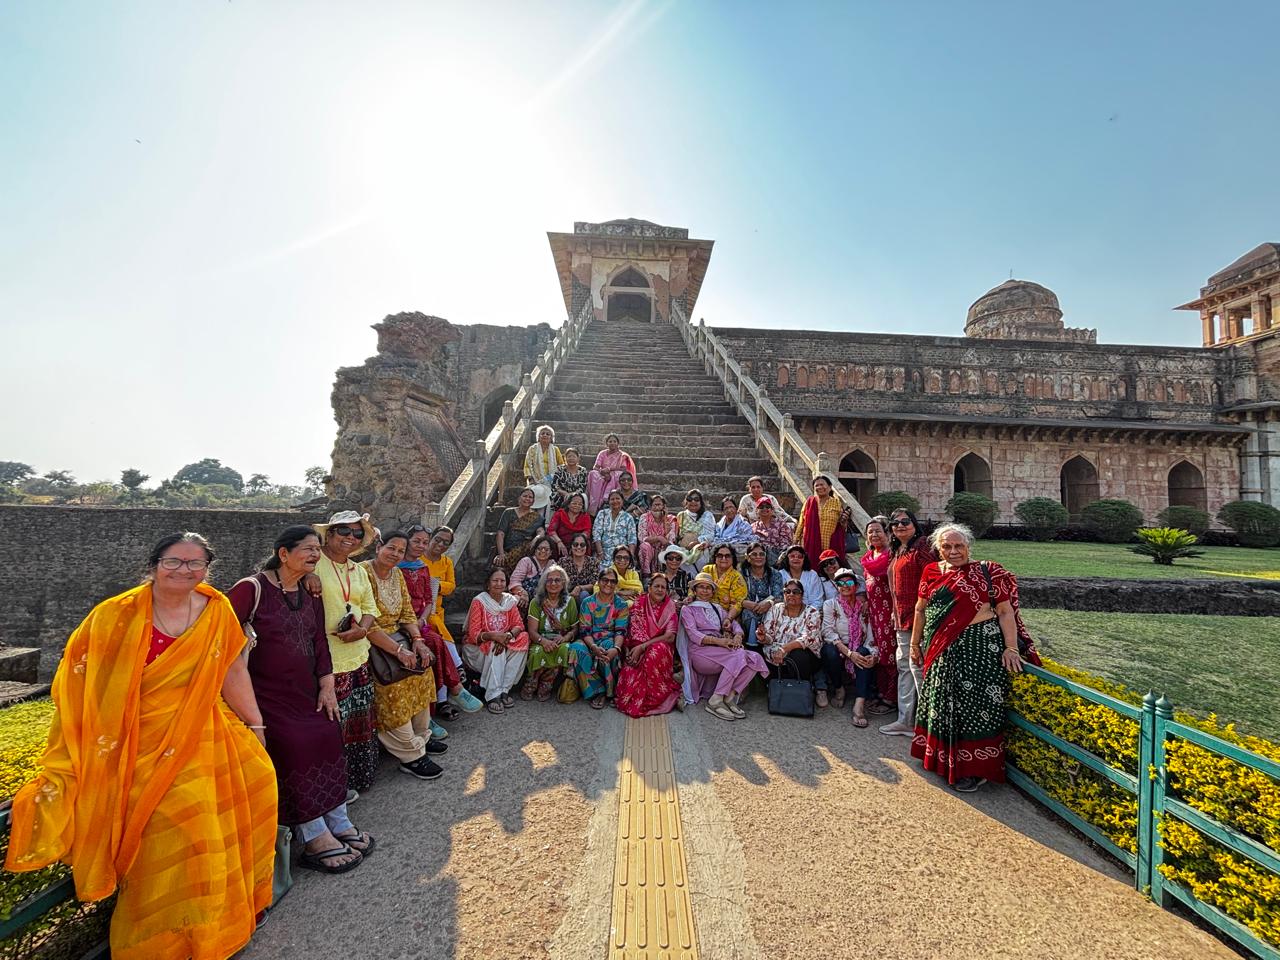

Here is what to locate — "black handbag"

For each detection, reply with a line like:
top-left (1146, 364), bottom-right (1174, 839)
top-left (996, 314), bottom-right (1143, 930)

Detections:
top-left (366, 630), bottom-right (426, 686)
top-left (767, 657), bottom-right (815, 717)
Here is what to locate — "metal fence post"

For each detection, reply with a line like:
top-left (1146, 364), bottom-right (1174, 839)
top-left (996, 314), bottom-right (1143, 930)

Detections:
top-left (1149, 694), bottom-right (1174, 907)
top-left (1137, 691), bottom-right (1156, 894)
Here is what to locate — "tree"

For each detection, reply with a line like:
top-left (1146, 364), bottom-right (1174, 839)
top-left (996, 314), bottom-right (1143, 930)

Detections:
top-left (0, 461), bottom-right (34, 487)
top-left (246, 473), bottom-right (272, 494)
top-left (303, 466), bottom-right (328, 495)
top-left (120, 468), bottom-right (150, 491)
top-left (42, 470), bottom-right (76, 487)
top-left (173, 458), bottom-right (243, 491)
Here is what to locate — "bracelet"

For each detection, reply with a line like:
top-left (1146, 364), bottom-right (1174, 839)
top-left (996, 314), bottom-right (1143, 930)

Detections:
top-left (247, 724), bottom-right (266, 731)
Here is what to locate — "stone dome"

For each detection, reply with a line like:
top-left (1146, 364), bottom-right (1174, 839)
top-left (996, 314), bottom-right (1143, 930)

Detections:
top-left (963, 279), bottom-right (1085, 341)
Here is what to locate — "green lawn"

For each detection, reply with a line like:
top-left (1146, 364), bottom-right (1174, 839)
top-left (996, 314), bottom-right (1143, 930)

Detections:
top-left (977, 539), bottom-right (1280, 581)
top-left (1021, 608), bottom-right (1280, 742)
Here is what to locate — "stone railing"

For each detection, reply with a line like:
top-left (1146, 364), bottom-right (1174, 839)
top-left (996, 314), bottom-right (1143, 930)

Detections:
top-left (671, 302), bottom-right (872, 531)
top-left (424, 296), bottom-right (593, 563)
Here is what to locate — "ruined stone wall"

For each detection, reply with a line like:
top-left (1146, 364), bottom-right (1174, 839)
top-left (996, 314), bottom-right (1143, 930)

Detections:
top-left (330, 313), bottom-right (552, 526)
top-left (716, 328), bottom-right (1234, 424)
top-left (797, 423), bottom-right (1240, 522)
top-left (0, 505), bottom-right (302, 679)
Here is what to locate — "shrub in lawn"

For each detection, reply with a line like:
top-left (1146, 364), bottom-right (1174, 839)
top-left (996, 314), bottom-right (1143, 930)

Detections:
top-left (945, 492), bottom-right (999, 537)
top-left (1155, 505), bottom-right (1211, 536)
top-left (1217, 500), bottom-right (1280, 548)
top-left (1129, 527), bottom-right (1205, 565)
top-left (1079, 499), bottom-right (1144, 543)
top-left (1008, 661), bottom-right (1280, 949)
top-left (869, 490), bottom-right (920, 518)
top-left (1013, 498), bottom-right (1071, 541)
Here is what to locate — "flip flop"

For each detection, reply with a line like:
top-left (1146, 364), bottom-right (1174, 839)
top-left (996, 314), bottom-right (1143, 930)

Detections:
top-left (851, 715), bottom-right (869, 728)
top-left (298, 844), bottom-right (363, 874)
top-left (333, 830), bottom-right (377, 857)
top-left (590, 694), bottom-right (607, 710)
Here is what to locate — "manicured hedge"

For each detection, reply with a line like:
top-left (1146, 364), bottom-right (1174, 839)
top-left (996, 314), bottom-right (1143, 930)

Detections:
top-left (1008, 660), bottom-right (1280, 949)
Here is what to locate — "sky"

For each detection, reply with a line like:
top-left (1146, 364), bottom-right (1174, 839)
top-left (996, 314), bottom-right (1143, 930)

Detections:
top-left (3, 1), bottom-right (1279, 486)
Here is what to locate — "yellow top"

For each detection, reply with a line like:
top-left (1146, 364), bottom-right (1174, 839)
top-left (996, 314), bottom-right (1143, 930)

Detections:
top-left (700, 564), bottom-right (748, 609)
top-left (424, 553), bottom-right (456, 643)
top-left (317, 554), bottom-right (378, 674)
top-left (524, 442), bottom-right (565, 483)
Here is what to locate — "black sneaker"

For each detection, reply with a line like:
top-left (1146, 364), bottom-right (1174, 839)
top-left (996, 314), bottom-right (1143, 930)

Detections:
top-left (399, 757), bottom-right (443, 781)
top-left (425, 739), bottom-right (448, 755)
top-left (953, 776), bottom-right (987, 793)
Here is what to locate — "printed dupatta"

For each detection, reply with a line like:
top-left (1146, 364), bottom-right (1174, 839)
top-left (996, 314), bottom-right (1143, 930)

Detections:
top-left (917, 561), bottom-right (1041, 673)
top-left (799, 495), bottom-right (844, 566)
top-left (626, 594), bottom-right (675, 650)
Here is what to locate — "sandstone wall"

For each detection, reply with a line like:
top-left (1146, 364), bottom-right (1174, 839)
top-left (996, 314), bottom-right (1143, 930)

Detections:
top-left (330, 313), bottom-right (552, 525)
top-left (0, 505), bottom-right (303, 680)
top-left (798, 423), bottom-right (1239, 522)
top-left (716, 328), bottom-right (1234, 423)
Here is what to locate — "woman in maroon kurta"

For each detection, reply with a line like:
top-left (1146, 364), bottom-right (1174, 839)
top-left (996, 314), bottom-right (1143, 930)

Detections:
top-left (229, 525), bottom-right (370, 873)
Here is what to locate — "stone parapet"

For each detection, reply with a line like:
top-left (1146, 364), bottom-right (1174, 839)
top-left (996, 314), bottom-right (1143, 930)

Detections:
top-left (1018, 576), bottom-right (1280, 617)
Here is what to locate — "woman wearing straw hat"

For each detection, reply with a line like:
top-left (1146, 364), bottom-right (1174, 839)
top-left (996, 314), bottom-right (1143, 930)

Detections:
top-left (677, 572), bottom-right (767, 720)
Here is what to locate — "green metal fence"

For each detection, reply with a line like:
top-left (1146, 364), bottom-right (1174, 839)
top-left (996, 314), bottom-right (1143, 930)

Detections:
top-left (1008, 663), bottom-right (1280, 960)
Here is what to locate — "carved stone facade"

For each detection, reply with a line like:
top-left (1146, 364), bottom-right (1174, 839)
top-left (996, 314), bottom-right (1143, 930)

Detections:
top-left (330, 313), bottom-right (551, 525)
top-left (965, 279), bottom-right (1096, 343)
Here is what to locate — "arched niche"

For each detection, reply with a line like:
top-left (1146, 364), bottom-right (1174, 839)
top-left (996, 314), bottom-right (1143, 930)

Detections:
top-left (603, 264), bottom-right (654, 322)
top-left (479, 385), bottom-right (518, 436)
top-left (1060, 455), bottom-right (1100, 519)
top-left (1168, 460), bottom-right (1207, 513)
top-left (953, 452), bottom-right (993, 499)
top-left (838, 449), bottom-right (877, 506)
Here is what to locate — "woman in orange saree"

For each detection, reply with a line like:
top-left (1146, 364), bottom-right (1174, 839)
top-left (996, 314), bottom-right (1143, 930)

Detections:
top-left (4, 533), bottom-right (277, 960)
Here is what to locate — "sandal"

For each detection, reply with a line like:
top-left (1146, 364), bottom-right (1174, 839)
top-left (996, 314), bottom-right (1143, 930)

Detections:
top-left (867, 701), bottom-right (895, 716)
top-left (298, 844), bottom-right (363, 874)
top-left (590, 694), bottom-right (607, 710)
top-left (518, 676), bottom-right (538, 701)
top-left (832, 689), bottom-right (846, 709)
top-left (536, 671), bottom-right (557, 702)
top-left (501, 693), bottom-right (516, 708)
top-left (486, 700), bottom-right (505, 715)
top-left (333, 830), bottom-right (376, 857)
top-left (851, 714), bottom-right (869, 728)
top-left (436, 703), bottom-right (461, 721)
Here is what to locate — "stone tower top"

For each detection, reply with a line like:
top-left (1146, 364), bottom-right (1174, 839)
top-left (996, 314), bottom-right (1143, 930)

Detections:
top-left (1177, 242), bottom-right (1280, 347)
top-left (548, 219), bottom-right (713, 323)
top-left (964, 279), bottom-right (1097, 344)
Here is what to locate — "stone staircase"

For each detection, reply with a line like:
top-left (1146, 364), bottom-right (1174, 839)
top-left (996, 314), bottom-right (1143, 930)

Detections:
top-left (0, 646), bottom-right (50, 707)
top-left (444, 317), bottom-right (790, 633)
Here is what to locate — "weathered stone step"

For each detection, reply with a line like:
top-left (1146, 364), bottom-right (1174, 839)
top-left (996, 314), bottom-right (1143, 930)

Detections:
top-left (544, 420), bottom-right (757, 439)
top-left (546, 389), bottom-right (729, 405)
top-left (620, 442), bottom-right (766, 460)
top-left (540, 412), bottom-right (746, 427)
top-left (624, 455), bottom-right (774, 475)
top-left (551, 380), bottom-right (725, 395)
top-left (0, 680), bottom-right (52, 708)
top-left (537, 401), bottom-right (738, 418)
top-left (0, 647), bottom-right (41, 684)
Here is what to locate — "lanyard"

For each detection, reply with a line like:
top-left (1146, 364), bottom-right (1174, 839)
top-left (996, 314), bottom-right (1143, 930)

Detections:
top-left (327, 556), bottom-right (353, 611)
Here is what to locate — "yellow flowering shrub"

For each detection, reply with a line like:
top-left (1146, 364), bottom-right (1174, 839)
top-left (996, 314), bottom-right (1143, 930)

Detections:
top-left (1009, 658), bottom-right (1280, 948)
top-left (0, 698), bottom-right (55, 802)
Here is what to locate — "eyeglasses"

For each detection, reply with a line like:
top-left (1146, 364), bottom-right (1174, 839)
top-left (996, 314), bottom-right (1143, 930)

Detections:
top-left (599, 577), bottom-right (619, 585)
top-left (332, 525), bottom-right (366, 539)
top-left (890, 519), bottom-right (913, 527)
top-left (687, 495), bottom-right (702, 502)
top-left (157, 558), bottom-right (210, 571)
top-left (782, 587), bottom-right (803, 594)
top-left (836, 578), bottom-right (857, 587)
top-left (715, 552), bottom-right (733, 559)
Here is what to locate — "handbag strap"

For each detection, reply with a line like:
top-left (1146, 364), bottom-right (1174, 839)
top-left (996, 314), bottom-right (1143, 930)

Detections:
top-left (233, 574), bottom-right (263, 653)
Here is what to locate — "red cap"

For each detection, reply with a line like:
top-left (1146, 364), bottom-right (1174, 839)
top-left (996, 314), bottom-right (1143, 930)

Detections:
top-left (818, 549), bottom-right (841, 564)
top-left (755, 497), bottom-right (772, 508)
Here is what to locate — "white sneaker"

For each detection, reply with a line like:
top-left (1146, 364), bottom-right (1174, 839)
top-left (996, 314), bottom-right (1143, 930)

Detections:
top-left (879, 720), bottom-right (914, 737)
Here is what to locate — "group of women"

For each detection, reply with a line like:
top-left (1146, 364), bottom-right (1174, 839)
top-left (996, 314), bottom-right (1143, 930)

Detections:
top-left (3, 454), bottom-right (1038, 958)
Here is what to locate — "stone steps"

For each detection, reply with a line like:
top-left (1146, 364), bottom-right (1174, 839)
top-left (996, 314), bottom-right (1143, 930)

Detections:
top-left (539, 411), bottom-right (747, 427)
top-left (0, 680), bottom-right (52, 708)
top-left (0, 647), bottom-right (41, 684)
top-left (551, 384), bottom-right (728, 400)
top-left (547, 421), bottom-right (757, 440)
top-left (537, 401), bottom-right (738, 417)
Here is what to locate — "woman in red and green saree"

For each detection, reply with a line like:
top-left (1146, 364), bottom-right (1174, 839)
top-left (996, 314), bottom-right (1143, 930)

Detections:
top-left (907, 523), bottom-right (1040, 793)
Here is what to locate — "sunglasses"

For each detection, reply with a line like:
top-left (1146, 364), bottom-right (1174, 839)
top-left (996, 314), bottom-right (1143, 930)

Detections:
top-left (782, 587), bottom-right (803, 594)
top-left (890, 519), bottom-right (913, 527)
top-left (836, 578), bottom-right (857, 587)
top-left (715, 552), bottom-right (733, 559)
top-left (332, 525), bottom-right (366, 539)
top-left (599, 577), bottom-right (619, 585)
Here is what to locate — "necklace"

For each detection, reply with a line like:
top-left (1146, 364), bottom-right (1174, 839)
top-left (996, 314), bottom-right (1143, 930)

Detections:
top-left (153, 592), bottom-right (196, 636)
top-left (272, 571), bottom-right (304, 611)
top-left (371, 564), bottom-right (401, 612)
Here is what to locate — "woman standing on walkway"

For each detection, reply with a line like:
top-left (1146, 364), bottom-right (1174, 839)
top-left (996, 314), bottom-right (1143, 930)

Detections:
top-left (586, 433), bottom-right (638, 513)
top-left (792, 474), bottom-right (848, 569)
top-left (909, 523), bottom-right (1034, 792)
top-left (522, 564), bottom-right (579, 701)
top-left (860, 516), bottom-right (897, 714)
top-left (361, 532), bottom-right (447, 782)
top-left (615, 572), bottom-right (682, 718)
top-left (739, 542), bottom-right (784, 651)
top-left (678, 572), bottom-right (766, 720)
top-left (572, 568), bottom-right (630, 708)
top-left (881, 508), bottom-right (937, 737)
top-left (314, 511), bottom-right (381, 795)
top-left (463, 567), bottom-right (530, 715)
top-left (637, 495), bottom-right (678, 577)
top-left (5, 533), bottom-right (277, 959)
top-left (494, 487), bottom-right (546, 573)
top-left (230, 526), bottom-right (367, 873)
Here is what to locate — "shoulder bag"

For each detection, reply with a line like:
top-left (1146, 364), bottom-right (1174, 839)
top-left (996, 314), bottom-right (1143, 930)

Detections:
top-left (366, 630), bottom-right (427, 686)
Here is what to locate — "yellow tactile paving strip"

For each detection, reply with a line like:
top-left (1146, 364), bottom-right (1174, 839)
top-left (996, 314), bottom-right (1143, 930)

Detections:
top-left (609, 716), bottom-right (699, 960)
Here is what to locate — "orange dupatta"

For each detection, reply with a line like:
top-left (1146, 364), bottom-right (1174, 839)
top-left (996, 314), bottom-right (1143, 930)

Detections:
top-left (4, 581), bottom-right (277, 960)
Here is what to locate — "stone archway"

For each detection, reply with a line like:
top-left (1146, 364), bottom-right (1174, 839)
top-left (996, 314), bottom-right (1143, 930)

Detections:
top-left (953, 452), bottom-right (993, 499)
top-left (479, 385), bottom-right (518, 436)
top-left (838, 450), bottom-right (878, 507)
top-left (1168, 460), bottom-right (1207, 513)
top-left (603, 265), bottom-right (655, 322)
top-left (1060, 455), bottom-right (1100, 519)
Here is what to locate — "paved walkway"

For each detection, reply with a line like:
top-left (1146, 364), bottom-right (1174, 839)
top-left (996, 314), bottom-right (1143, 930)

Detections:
top-left (243, 696), bottom-right (1238, 960)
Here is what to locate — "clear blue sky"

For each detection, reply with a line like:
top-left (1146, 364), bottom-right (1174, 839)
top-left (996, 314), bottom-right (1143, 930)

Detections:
top-left (3, 1), bottom-right (1277, 486)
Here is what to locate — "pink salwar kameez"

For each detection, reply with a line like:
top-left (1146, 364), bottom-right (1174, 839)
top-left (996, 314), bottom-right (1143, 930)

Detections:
top-left (586, 448), bottom-right (638, 513)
